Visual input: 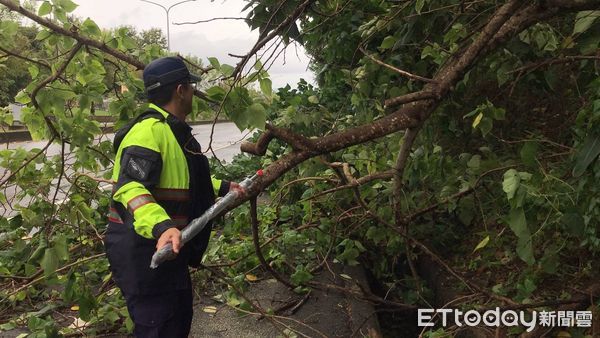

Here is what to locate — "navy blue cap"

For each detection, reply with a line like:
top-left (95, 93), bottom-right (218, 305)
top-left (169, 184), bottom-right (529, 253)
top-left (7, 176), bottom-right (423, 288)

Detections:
top-left (143, 57), bottom-right (200, 92)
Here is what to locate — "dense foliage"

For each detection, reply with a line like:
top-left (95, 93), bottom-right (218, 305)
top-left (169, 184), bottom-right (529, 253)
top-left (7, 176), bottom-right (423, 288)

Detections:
top-left (0, 0), bottom-right (599, 337)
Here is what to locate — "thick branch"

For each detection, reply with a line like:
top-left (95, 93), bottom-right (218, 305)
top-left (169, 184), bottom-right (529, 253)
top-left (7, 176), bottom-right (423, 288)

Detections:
top-left (240, 130), bottom-right (275, 155)
top-left (433, 0), bottom-right (522, 98)
top-left (384, 91), bottom-right (438, 110)
top-left (0, 0), bottom-right (215, 103)
top-left (0, 0), bottom-right (145, 69)
top-left (236, 0), bottom-right (595, 213)
top-left (266, 124), bottom-right (314, 151)
top-left (484, 1), bottom-right (600, 59)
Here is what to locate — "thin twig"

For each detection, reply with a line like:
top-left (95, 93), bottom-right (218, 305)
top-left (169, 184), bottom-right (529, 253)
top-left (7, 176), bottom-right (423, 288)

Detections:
top-left (174, 17), bottom-right (248, 25)
top-left (250, 196), bottom-right (295, 288)
top-left (359, 46), bottom-right (436, 83)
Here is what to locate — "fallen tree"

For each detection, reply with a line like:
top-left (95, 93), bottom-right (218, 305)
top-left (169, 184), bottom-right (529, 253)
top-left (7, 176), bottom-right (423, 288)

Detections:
top-left (0, 0), bottom-right (599, 336)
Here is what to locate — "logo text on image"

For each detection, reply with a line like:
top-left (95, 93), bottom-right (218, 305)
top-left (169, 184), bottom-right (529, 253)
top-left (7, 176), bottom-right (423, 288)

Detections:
top-left (418, 308), bottom-right (593, 333)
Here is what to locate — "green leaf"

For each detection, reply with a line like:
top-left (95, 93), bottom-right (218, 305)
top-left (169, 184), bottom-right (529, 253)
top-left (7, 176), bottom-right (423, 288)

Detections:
top-left (478, 117), bottom-right (493, 137)
top-left (245, 103), bottom-right (266, 130)
top-left (379, 36), bottom-right (396, 50)
top-left (38, 1), bottom-right (52, 16)
top-left (63, 272), bottom-right (76, 302)
top-left (518, 172), bottom-right (532, 181)
top-left (53, 236), bottom-right (69, 261)
top-left (573, 11), bottom-right (600, 35)
top-left (77, 291), bottom-right (96, 321)
top-left (506, 208), bottom-right (535, 265)
top-left (40, 248), bottom-right (59, 277)
top-left (502, 169), bottom-right (520, 200)
top-left (208, 57), bottom-right (220, 70)
top-left (472, 235), bottom-right (490, 253)
top-left (516, 236), bottom-right (535, 266)
top-left (81, 18), bottom-right (101, 38)
top-left (561, 213), bottom-right (585, 237)
top-left (28, 65), bottom-right (39, 78)
top-left (290, 268), bottom-right (313, 285)
top-left (520, 142), bottom-right (539, 167)
top-left (259, 78), bottom-right (272, 96)
top-left (415, 0), bottom-right (425, 14)
top-left (506, 207), bottom-right (528, 239)
top-left (221, 64), bottom-right (235, 77)
top-left (35, 29), bottom-right (52, 41)
top-left (54, 0), bottom-right (78, 13)
top-left (205, 86), bottom-right (226, 101)
top-left (0, 21), bottom-right (18, 37)
top-left (572, 133), bottom-right (600, 177)
top-left (490, 107), bottom-right (505, 120)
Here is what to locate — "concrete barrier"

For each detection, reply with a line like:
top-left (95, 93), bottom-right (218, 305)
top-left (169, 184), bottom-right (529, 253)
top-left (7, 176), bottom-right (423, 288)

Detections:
top-left (0, 120), bottom-right (231, 144)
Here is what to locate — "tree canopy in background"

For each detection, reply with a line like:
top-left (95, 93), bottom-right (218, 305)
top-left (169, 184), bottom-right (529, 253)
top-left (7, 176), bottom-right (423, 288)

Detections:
top-left (0, 0), bottom-right (599, 336)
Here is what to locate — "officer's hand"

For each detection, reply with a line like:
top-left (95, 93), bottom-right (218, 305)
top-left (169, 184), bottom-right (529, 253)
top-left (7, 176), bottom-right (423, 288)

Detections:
top-left (156, 228), bottom-right (181, 254)
top-left (230, 182), bottom-right (246, 196)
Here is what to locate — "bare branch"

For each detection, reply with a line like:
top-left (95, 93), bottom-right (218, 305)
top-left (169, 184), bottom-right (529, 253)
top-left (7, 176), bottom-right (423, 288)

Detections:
top-left (508, 55), bottom-right (600, 74)
top-left (173, 17), bottom-right (248, 25)
top-left (30, 42), bottom-right (83, 139)
top-left (0, 45), bottom-right (51, 70)
top-left (232, 0), bottom-right (313, 78)
top-left (250, 197), bottom-right (294, 289)
top-left (359, 46), bottom-right (436, 84)
top-left (393, 128), bottom-right (419, 228)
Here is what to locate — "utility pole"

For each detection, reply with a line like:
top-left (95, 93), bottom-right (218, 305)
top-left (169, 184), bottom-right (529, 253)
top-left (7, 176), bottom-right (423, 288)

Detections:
top-left (139, 0), bottom-right (197, 51)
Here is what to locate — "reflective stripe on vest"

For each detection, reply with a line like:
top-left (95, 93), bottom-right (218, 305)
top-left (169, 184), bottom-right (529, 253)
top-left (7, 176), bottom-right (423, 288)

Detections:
top-left (127, 194), bottom-right (156, 213)
top-left (108, 207), bottom-right (123, 224)
top-left (153, 188), bottom-right (190, 201)
top-left (172, 215), bottom-right (188, 229)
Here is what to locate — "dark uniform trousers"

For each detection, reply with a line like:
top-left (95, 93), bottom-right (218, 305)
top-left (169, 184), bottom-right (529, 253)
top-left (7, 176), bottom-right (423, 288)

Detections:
top-left (125, 289), bottom-right (193, 338)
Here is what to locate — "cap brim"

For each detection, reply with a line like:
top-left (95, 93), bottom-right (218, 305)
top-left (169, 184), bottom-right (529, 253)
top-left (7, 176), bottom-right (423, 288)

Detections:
top-left (189, 73), bottom-right (201, 83)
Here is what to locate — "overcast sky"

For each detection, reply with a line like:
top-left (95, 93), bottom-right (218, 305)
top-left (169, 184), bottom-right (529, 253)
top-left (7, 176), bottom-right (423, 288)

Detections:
top-left (71, 0), bottom-right (313, 89)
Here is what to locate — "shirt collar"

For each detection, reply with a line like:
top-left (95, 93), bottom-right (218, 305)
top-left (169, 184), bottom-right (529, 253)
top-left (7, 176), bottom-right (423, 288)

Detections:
top-left (148, 103), bottom-right (192, 135)
top-left (148, 103), bottom-right (171, 119)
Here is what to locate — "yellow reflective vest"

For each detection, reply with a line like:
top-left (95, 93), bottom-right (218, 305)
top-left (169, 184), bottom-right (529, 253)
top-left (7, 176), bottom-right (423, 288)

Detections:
top-left (109, 103), bottom-right (226, 239)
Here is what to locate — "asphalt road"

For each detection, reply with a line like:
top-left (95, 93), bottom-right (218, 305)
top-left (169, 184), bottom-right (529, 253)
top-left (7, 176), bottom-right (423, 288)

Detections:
top-left (0, 122), bottom-right (249, 217)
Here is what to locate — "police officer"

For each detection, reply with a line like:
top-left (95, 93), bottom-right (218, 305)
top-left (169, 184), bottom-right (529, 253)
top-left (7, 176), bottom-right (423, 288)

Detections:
top-left (105, 56), bottom-right (243, 337)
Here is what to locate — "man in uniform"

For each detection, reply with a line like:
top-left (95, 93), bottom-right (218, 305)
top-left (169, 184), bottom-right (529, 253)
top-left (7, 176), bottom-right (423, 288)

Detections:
top-left (105, 56), bottom-right (242, 337)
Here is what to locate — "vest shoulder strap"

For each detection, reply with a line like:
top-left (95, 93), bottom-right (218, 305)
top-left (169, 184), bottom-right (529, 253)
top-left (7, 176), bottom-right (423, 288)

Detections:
top-left (113, 109), bottom-right (165, 153)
